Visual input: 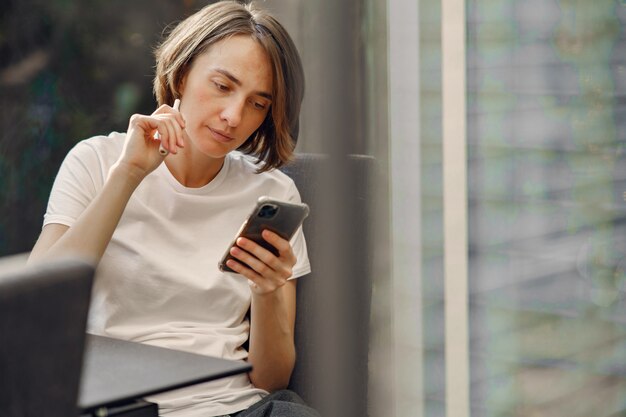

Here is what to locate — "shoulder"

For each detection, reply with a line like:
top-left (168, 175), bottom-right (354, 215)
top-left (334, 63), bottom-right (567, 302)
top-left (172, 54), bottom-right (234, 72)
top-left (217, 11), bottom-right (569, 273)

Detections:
top-left (64, 132), bottom-right (125, 169)
top-left (70, 131), bottom-right (125, 157)
top-left (228, 152), bottom-right (300, 201)
top-left (66, 132), bottom-right (125, 159)
top-left (228, 152), bottom-right (296, 189)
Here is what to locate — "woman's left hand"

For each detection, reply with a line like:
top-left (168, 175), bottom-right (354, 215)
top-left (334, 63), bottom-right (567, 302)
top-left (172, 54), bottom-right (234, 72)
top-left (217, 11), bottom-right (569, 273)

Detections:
top-left (226, 230), bottom-right (296, 295)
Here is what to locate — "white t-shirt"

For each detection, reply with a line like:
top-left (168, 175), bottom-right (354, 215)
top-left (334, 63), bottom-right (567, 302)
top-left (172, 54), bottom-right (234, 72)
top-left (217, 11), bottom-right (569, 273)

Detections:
top-left (43, 132), bottom-right (311, 416)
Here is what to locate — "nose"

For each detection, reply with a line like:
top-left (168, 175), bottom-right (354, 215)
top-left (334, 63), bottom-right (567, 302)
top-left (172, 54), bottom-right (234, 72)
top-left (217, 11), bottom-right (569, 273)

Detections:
top-left (220, 97), bottom-right (245, 128)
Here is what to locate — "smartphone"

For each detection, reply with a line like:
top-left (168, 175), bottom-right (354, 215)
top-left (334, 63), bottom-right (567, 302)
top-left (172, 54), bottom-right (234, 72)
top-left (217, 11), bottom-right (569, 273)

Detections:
top-left (218, 196), bottom-right (310, 273)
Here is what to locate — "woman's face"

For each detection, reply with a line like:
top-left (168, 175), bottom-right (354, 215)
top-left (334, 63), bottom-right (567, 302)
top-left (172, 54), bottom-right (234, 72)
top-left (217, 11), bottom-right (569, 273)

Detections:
top-left (178, 35), bottom-right (273, 160)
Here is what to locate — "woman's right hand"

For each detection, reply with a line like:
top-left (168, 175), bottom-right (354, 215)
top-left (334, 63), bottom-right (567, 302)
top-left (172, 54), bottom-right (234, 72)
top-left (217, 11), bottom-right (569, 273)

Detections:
top-left (29, 102), bottom-right (185, 265)
top-left (115, 102), bottom-right (186, 178)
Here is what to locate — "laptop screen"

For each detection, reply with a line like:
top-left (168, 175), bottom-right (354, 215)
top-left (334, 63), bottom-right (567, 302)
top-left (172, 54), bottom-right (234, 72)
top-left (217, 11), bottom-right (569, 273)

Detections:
top-left (0, 255), bottom-right (94, 417)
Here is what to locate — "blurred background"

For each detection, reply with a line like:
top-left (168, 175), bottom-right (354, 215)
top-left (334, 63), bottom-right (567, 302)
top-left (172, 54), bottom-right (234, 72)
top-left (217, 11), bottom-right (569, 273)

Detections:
top-left (4, 0), bottom-right (626, 416)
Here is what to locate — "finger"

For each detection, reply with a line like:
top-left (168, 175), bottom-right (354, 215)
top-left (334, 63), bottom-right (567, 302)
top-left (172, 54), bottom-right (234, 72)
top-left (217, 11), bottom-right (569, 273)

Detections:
top-left (260, 230), bottom-right (293, 256)
top-left (225, 258), bottom-right (264, 284)
top-left (130, 113), bottom-right (160, 134)
top-left (153, 103), bottom-right (185, 128)
top-left (235, 238), bottom-right (277, 268)
top-left (153, 121), bottom-right (171, 153)
top-left (235, 238), bottom-right (293, 278)
top-left (230, 245), bottom-right (272, 277)
top-left (163, 112), bottom-right (186, 149)
top-left (162, 118), bottom-right (179, 154)
top-left (152, 103), bottom-right (172, 115)
top-left (170, 114), bottom-right (185, 148)
top-left (151, 104), bottom-right (185, 148)
top-left (154, 115), bottom-right (184, 152)
top-left (226, 256), bottom-right (287, 295)
top-left (131, 115), bottom-right (165, 152)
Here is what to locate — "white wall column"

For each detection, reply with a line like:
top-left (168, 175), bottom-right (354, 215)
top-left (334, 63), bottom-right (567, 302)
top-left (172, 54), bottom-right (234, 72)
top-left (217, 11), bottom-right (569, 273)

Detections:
top-left (442, 0), bottom-right (469, 415)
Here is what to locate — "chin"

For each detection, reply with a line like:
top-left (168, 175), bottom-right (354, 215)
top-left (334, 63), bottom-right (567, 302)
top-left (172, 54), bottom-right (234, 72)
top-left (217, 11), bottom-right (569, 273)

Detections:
top-left (187, 135), bottom-right (234, 159)
top-left (199, 143), bottom-right (236, 159)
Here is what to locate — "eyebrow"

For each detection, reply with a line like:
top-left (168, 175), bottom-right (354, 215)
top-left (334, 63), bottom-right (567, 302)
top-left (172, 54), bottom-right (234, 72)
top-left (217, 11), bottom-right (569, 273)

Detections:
top-left (213, 68), bottom-right (273, 100)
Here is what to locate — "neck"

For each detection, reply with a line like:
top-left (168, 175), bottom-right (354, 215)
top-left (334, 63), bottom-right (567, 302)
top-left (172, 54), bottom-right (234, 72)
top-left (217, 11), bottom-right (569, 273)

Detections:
top-left (164, 147), bottom-right (225, 188)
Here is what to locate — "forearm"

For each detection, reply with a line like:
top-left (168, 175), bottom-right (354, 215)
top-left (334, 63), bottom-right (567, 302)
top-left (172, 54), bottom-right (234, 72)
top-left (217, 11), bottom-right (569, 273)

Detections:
top-left (29, 163), bottom-right (144, 264)
top-left (247, 281), bottom-right (297, 392)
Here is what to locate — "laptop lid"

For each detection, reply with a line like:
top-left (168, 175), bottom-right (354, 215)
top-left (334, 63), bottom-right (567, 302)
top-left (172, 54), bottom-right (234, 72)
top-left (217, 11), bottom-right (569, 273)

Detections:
top-left (79, 335), bottom-right (252, 413)
top-left (0, 255), bottom-right (94, 417)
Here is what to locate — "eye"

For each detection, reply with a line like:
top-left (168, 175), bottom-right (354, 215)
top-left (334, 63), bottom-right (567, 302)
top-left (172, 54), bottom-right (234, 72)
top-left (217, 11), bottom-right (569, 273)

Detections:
top-left (253, 101), bottom-right (267, 110)
top-left (250, 97), bottom-right (270, 111)
top-left (213, 81), bottom-right (229, 92)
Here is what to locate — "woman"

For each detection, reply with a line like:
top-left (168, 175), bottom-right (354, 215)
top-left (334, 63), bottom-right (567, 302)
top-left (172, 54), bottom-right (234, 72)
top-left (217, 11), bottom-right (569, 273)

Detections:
top-left (29, 1), bottom-right (318, 416)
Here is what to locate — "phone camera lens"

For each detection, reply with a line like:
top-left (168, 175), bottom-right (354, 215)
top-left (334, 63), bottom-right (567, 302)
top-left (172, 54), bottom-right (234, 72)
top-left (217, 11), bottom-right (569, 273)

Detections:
top-left (258, 204), bottom-right (278, 219)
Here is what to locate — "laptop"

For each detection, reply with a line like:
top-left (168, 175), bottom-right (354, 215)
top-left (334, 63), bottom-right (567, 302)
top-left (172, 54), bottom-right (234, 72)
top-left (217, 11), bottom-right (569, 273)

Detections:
top-left (0, 254), bottom-right (95, 417)
top-left (79, 335), bottom-right (252, 414)
top-left (0, 253), bottom-right (250, 416)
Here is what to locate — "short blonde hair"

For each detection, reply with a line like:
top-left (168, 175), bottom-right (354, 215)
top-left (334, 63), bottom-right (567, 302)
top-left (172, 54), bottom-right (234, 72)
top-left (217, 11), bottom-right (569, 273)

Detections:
top-left (153, 1), bottom-right (304, 172)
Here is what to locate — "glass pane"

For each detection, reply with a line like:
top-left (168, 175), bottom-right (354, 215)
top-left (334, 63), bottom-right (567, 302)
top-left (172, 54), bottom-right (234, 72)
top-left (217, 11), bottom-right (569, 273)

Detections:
top-left (468, 1), bottom-right (626, 415)
top-left (422, 0), bottom-right (447, 415)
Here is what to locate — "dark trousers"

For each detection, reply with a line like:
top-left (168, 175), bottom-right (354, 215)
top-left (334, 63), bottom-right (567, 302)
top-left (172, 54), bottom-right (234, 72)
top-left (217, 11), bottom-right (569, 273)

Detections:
top-left (228, 390), bottom-right (320, 417)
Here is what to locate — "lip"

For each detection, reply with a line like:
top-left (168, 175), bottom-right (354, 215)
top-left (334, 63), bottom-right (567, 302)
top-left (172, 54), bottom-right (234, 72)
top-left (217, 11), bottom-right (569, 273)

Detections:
top-left (209, 127), bottom-right (236, 143)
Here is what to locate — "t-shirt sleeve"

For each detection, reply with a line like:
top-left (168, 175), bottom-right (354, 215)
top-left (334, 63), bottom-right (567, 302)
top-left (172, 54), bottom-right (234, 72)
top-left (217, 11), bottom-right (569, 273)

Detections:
top-left (43, 141), bottom-right (104, 228)
top-left (283, 180), bottom-right (311, 279)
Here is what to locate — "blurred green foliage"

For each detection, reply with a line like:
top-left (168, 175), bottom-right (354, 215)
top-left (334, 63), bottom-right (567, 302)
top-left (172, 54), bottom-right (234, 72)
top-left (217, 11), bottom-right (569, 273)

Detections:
top-left (0, 0), bottom-right (212, 255)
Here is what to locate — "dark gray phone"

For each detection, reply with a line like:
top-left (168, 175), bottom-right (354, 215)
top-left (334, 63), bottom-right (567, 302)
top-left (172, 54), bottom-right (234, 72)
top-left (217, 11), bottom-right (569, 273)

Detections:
top-left (218, 196), bottom-right (310, 273)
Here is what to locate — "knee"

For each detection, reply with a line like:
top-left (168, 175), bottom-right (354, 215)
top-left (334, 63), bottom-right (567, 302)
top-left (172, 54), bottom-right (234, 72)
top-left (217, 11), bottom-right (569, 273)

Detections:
top-left (268, 389), bottom-right (305, 405)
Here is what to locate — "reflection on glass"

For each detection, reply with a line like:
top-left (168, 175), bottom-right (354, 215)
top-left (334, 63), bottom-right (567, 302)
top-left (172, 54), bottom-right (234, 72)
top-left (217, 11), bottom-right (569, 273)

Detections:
top-left (421, 0), bottom-right (446, 415)
top-left (468, 0), bottom-right (626, 415)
